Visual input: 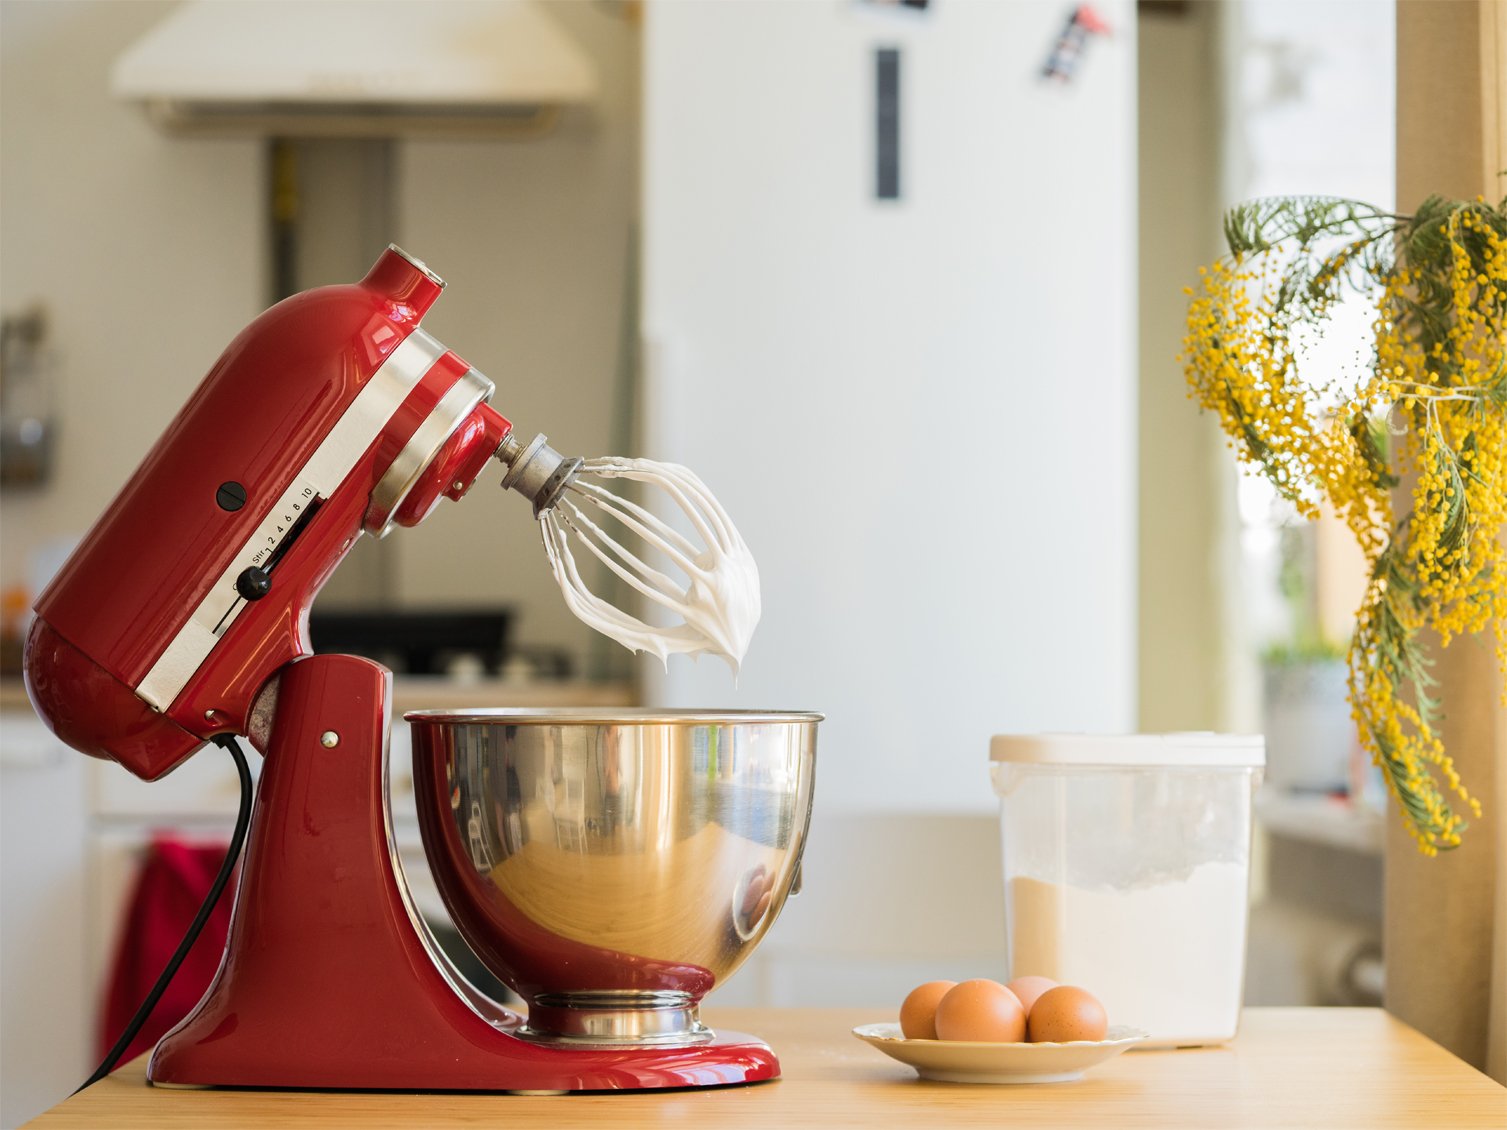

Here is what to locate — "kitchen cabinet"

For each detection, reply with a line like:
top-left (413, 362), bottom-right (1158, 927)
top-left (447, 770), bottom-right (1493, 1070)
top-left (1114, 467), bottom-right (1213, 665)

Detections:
top-left (0, 708), bottom-right (91, 1130)
top-left (1245, 791), bottom-right (1384, 1009)
top-left (27, 1008), bottom-right (1507, 1128)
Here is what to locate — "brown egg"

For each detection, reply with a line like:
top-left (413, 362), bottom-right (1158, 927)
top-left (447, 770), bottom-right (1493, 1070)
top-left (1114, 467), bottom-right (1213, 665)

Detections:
top-left (1005, 975), bottom-right (1058, 1015)
top-left (933, 979), bottom-right (1027, 1043)
top-left (898, 980), bottom-right (956, 1040)
top-left (1026, 985), bottom-right (1108, 1043)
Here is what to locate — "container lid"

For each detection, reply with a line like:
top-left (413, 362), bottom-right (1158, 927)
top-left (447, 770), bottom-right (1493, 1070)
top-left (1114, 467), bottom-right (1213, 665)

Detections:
top-left (989, 732), bottom-right (1265, 768)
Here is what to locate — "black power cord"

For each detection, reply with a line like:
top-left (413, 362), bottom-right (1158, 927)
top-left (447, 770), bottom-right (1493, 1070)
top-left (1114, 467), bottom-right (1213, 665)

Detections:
top-left (76, 734), bottom-right (254, 1092)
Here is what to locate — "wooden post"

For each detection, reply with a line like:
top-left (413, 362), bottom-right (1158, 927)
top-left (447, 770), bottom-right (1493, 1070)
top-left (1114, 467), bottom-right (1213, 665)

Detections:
top-left (1388, 0), bottom-right (1507, 1084)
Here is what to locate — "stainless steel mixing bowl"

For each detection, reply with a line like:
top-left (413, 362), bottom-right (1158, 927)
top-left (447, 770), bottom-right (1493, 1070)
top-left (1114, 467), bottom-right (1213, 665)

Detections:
top-left (406, 708), bottom-right (819, 1046)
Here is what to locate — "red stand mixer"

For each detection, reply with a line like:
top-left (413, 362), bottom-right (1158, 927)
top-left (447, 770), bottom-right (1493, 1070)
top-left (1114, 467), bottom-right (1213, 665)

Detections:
top-left (24, 247), bottom-right (818, 1092)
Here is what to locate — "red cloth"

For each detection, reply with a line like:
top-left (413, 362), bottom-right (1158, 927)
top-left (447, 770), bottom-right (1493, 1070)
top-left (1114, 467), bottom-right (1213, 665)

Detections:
top-left (99, 837), bottom-right (235, 1062)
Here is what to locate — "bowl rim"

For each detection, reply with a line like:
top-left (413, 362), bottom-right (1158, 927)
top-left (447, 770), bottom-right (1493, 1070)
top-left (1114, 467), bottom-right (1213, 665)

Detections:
top-left (402, 707), bottom-right (824, 725)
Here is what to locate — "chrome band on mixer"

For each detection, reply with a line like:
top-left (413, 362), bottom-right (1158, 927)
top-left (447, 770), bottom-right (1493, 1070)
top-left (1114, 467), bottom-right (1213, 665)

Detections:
top-left (518, 991), bottom-right (713, 1047)
top-left (368, 366), bottom-right (494, 536)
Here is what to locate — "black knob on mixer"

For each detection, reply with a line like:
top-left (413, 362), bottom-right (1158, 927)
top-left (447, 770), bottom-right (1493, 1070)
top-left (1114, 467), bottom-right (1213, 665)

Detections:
top-left (236, 566), bottom-right (272, 601)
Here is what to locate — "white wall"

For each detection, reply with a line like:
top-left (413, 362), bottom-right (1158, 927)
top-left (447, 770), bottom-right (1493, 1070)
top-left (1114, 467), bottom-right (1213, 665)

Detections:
top-left (641, 0), bottom-right (1139, 814)
top-left (0, 0), bottom-right (264, 590)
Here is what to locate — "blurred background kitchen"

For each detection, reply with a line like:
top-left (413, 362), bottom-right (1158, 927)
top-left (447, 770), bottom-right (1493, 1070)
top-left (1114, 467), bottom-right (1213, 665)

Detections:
top-left (1, 1), bottom-right (1498, 1125)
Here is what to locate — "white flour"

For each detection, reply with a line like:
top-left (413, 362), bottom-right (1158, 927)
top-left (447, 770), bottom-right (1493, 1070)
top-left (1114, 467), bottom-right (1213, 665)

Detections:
top-left (541, 457), bottom-right (760, 674)
top-left (1009, 861), bottom-right (1250, 1046)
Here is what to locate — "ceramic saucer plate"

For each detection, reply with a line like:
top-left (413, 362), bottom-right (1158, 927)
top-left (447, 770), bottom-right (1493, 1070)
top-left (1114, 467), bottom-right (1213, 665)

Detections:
top-left (852, 1023), bottom-right (1148, 1084)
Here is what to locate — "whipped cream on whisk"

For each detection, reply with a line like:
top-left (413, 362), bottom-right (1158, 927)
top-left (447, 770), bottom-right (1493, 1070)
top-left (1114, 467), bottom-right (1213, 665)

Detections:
top-left (538, 457), bottom-right (761, 673)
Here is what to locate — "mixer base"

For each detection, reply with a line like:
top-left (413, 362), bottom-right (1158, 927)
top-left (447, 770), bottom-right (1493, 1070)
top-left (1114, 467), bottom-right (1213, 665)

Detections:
top-left (147, 655), bottom-right (781, 1092)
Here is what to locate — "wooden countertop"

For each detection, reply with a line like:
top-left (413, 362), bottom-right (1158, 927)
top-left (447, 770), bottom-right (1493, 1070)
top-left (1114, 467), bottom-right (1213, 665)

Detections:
top-left (27, 1008), bottom-right (1506, 1128)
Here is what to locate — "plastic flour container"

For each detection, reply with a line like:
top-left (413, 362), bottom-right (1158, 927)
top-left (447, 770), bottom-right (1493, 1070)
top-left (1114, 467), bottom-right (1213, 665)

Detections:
top-left (990, 733), bottom-right (1265, 1047)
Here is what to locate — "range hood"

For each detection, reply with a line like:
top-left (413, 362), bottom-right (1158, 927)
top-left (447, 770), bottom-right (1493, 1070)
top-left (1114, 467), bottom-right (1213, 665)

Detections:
top-left (111, 0), bottom-right (597, 138)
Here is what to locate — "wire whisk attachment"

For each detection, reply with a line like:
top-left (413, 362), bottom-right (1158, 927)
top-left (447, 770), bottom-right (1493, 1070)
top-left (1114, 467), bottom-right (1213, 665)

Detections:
top-left (497, 438), bottom-right (760, 672)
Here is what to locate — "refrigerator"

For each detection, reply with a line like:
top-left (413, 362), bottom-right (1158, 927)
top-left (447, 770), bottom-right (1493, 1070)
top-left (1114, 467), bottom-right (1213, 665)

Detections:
top-left (640, 0), bottom-right (1137, 1003)
top-left (641, 0), bottom-right (1138, 816)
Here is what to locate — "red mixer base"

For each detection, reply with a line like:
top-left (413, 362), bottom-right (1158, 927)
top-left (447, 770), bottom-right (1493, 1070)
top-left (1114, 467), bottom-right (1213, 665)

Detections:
top-left (148, 654), bottom-right (779, 1092)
